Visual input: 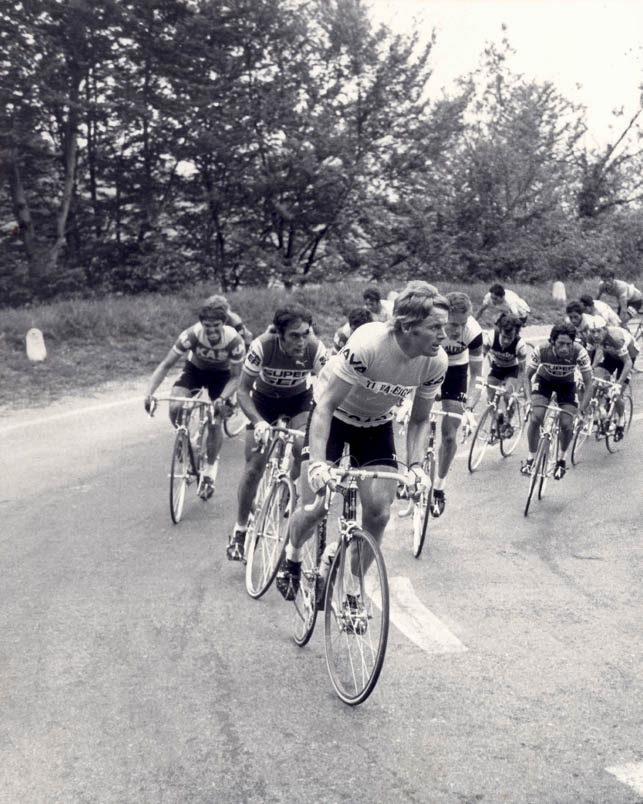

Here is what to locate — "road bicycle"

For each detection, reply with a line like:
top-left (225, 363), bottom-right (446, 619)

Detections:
top-left (626, 314), bottom-right (642, 372)
top-left (468, 380), bottom-right (528, 472)
top-left (597, 376), bottom-right (634, 453)
top-left (292, 464), bottom-right (410, 706)
top-left (222, 390), bottom-right (248, 437)
top-left (523, 392), bottom-right (566, 517)
top-left (150, 390), bottom-right (226, 524)
top-left (398, 408), bottom-right (463, 559)
top-left (244, 418), bottom-right (304, 599)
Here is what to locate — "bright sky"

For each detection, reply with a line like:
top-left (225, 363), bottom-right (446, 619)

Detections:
top-left (367, 0), bottom-right (643, 147)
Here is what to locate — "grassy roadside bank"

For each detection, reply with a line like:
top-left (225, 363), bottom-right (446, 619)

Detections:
top-left (0, 276), bottom-right (616, 412)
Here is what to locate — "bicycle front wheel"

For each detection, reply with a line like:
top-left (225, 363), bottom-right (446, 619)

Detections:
top-left (169, 430), bottom-right (191, 524)
top-left (412, 453), bottom-right (435, 558)
top-left (571, 413), bottom-right (591, 466)
top-left (324, 528), bottom-right (389, 706)
top-left (500, 398), bottom-right (525, 457)
top-left (539, 434), bottom-right (556, 499)
top-left (245, 477), bottom-right (293, 599)
top-left (293, 521), bottom-right (325, 647)
top-left (524, 438), bottom-right (547, 517)
top-left (468, 407), bottom-right (494, 472)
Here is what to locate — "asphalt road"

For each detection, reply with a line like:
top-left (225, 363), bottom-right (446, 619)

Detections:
top-left (1, 364), bottom-right (642, 803)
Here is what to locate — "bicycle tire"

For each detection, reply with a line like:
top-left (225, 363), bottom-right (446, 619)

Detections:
top-left (538, 434), bottom-right (556, 499)
top-left (170, 430), bottom-right (190, 524)
top-left (324, 527), bottom-right (389, 706)
top-left (524, 438), bottom-right (547, 517)
top-left (245, 477), bottom-right (293, 599)
top-left (468, 407), bottom-right (494, 472)
top-left (412, 453), bottom-right (435, 558)
top-left (293, 519), bottom-right (325, 647)
top-left (604, 395), bottom-right (632, 452)
top-left (571, 413), bottom-right (591, 466)
top-left (223, 399), bottom-right (248, 437)
top-left (630, 322), bottom-right (642, 372)
top-left (499, 398), bottom-right (525, 457)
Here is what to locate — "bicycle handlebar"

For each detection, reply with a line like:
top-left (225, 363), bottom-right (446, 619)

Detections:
top-left (304, 466), bottom-right (410, 513)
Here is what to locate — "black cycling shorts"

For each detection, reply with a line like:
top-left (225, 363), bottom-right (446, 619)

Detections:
top-left (248, 388), bottom-right (313, 428)
top-left (301, 407), bottom-right (397, 468)
top-left (488, 364), bottom-right (519, 381)
top-left (534, 377), bottom-right (576, 408)
top-left (596, 354), bottom-right (626, 376)
top-left (440, 363), bottom-right (468, 403)
top-left (174, 362), bottom-right (230, 401)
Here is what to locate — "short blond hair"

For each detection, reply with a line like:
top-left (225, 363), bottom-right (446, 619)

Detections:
top-left (392, 287), bottom-right (449, 331)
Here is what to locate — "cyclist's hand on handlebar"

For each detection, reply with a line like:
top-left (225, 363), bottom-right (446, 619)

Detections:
top-left (308, 460), bottom-right (333, 493)
top-left (253, 420), bottom-right (271, 445)
top-left (144, 395), bottom-right (156, 416)
top-left (404, 463), bottom-right (429, 496)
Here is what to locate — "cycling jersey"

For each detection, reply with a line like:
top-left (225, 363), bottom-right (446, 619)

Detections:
top-left (242, 331), bottom-right (327, 398)
top-left (226, 310), bottom-right (253, 346)
top-left (483, 330), bottom-right (528, 369)
top-left (598, 326), bottom-right (634, 359)
top-left (333, 322), bottom-right (351, 353)
top-left (443, 316), bottom-right (483, 366)
top-left (528, 342), bottom-right (591, 382)
top-left (173, 323), bottom-right (245, 371)
top-left (598, 279), bottom-right (642, 305)
top-left (316, 321), bottom-right (447, 427)
top-left (482, 289), bottom-right (530, 320)
top-left (591, 300), bottom-right (620, 327)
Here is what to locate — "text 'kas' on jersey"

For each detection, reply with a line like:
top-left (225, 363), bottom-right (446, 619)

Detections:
top-left (172, 323), bottom-right (245, 371)
top-left (483, 330), bottom-right (528, 368)
top-left (443, 316), bottom-right (483, 366)
top-left (528, 342), bottom-right (591, 382)
top-left (242, 332), bottom-right (327, 398)
top-left (315, 321), bottom-right (448, 427)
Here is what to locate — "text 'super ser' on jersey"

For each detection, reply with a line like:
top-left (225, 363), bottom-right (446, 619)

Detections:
top-left (242, 331), bottom-right (327, 398)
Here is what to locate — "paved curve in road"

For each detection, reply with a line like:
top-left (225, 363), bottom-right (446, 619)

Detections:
top-left (1, 340), bottom-right (642, 803)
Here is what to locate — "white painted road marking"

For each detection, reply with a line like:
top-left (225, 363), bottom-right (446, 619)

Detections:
top-left (0, 396), bottom-right (140, 436)
top-left (606, 761), bottom-right (643, 796)
top-left (367, 575), bottom-right (467, 654)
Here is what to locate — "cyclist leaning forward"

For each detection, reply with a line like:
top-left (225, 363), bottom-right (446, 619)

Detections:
top-left (521, 321), bottom-right (593, 480)
top-left (226, 304), bottom-right (328, 561)
top-left (276, 285), bottom-right (448, 602)
top-left (144, 299), bottom-right (246, 498)
top-left (433, 292), bottom-right (484, 517)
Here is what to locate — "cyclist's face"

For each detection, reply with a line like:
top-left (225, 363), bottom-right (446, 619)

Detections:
top-left (490, 293), bottom-right (504, 306)
top-left (499, 327), bottom-right (517, 345)
top-left (445, 310), bottom-right (467, 340)
top-left (568, 312), bottom-right (583, 328)
top-left (201, 317), bottom-right (224, 341)
top-left (363, 297), bottom-right (380, 314)
top-left (408, 307), bottom-right (448, 356)
top-left (588, 327), bottom-right (605, 344)
top-left (281, 319), bottom-right (311, 357)
top-left (552, 334), bottom-right (574, 357)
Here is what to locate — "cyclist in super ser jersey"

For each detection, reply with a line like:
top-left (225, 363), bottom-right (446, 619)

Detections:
top-left (521, 321), bottom-right (592, 481)
top-left (227, 304), bottom-right (328, 561)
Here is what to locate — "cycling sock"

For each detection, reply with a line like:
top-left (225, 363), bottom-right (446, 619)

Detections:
top-left (233, 522), bottom-right (247, 535)
top-left (528, 452), bottom-right (535, 460)
top-left (286, 543), bottom-right (302, 562)
top-left (433, 475), bottom-right (446, 491)
top-left (559, 448), bottom-right (568, 460)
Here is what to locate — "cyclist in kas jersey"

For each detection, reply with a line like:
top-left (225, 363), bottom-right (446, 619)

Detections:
top-left (482, 313), bottom-right (530, 433)
top-left (332, 307), bottom-right (373, 354)
top-left (579, 294), bottom-right (620, 328)
top-left (276, 286), bottom-right (448, 602)
top-left (521, 322), bottom-right (593, 480)
top-left (475, 283), bottom-right (530, 326)
top-left (596, 270), bottom-right (643, 325)
top-left (204, 294), bottom-right (254, 346)
top-left (586, 319), bottom-right (639, 441)
top-left (433, 292), bottom-right (484, 517)
top-left (226, 304), bottom-right (328, 561)
top-left (144, 299), bottom-right (246, 498)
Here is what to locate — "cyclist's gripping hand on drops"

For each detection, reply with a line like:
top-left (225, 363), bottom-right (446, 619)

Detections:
top-left (253, 420), bottom-right (271, 445)
top-left (308, 460), bottom-right (333, 493)
top-left (144, 395), bottom-right (155, 415)
top-left (404, 463), bottom-right (429, 497)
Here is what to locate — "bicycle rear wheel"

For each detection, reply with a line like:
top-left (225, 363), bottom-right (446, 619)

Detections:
top-left (170, 430), bottom-right (193, 524)
top-left (293, 520), bottom-right (325, 647)
top-left (324, 528), bottom-right (389, 706)
top-left (499, 398), bottom-right (525, 456)
top-left (245, 477), bottom-right (293, 599)
top-left (468, 407), bottom-right (494, 472)
top-left (412, 453), bottom-right (435, 558)
top-left (524, 438), bottom-right (547, 517)
top-left (223, 397), bottom-right (248, 437)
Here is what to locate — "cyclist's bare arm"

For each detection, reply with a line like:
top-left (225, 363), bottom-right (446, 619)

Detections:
top-left (219, 361), bottom-right (242, 403)
top-left (475, 303), bottom-right (488, 320)
top-left (406, 394), bottom-right (435, 467)
top-left (616, 354), bottom-right (633, 385)
top-left (467, 347), bottom-right (484, 408)
top-left (579, 369), bottom-right (593, 409)
top-left (307, 374), bottom-right (352, 464)
top-left (236, 371), bottom-right (262, 423)
top-left (146, 347), bottom-right (182, 398)
top-left (617, 292), bottom-right (630, 324)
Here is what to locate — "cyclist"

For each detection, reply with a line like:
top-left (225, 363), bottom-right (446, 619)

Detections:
top-left (482, 313), bottom-right (530, 433)
top-left (332, 307), bottom-right (373, 353)
top-left (433, 291), bottom-right (484, 516)
top-left (586, 320), bottom-right (638, 441)
top-left (565, 300), bottom-right (605, 359)
top-left (276, 286), bottom-right (449, 602)
top-left (362, 286), bottom-right (394, 322)
top-left (144, 299), bottom-right (246, 498)
top-left (227, 304), bottom-right (328, 560)
top-left (521, 321), bottom-right (593, 480)
top-left (579, 293), bottom-right (620, 328)
top-left (596, 270), bottom-right (643, 325)
top-left (204, 294), bottom-right (254, 346)
top-left (475, 283), bottom-right (530, 326)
